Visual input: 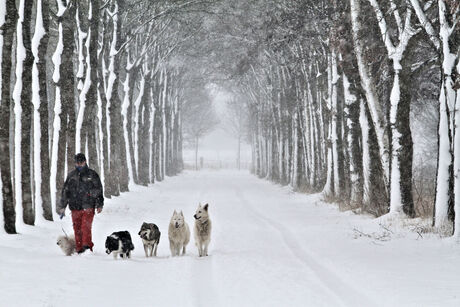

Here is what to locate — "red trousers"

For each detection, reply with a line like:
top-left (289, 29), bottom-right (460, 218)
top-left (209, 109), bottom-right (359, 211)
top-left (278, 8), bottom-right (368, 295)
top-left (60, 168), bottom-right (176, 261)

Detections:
top-left (71, 208), bottom-right (95, 252)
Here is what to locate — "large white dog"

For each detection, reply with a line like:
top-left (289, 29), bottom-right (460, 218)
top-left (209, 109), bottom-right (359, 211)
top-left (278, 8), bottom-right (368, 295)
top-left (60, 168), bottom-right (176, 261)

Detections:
top-left (193, 203), bottom-right (212, 257)
top-left (168, 210), bottom-right (190, 256)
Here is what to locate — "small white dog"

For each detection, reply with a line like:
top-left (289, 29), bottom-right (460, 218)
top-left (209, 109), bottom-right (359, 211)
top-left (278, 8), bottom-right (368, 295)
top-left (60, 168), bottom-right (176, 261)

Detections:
top-left (56, 235), bottom-right (76, 256)
top-left (193, 203), bottom-right (212, 257)
top-left (168, 210), bottom-right (190, 256)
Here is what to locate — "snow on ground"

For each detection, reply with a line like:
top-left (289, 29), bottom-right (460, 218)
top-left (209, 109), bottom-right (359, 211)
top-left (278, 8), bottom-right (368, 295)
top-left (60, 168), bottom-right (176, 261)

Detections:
top-left (1, 170), bottom-right (459, 307)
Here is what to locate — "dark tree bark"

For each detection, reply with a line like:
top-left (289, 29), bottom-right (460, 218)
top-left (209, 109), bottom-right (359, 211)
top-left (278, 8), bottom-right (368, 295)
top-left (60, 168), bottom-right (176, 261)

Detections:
top-left (154, 97), bottom-right (162, 180)
top-left (126, 64), bottom-right (139, 184)
top-left (336, 77), bottom-right (346, 196)
top-left (367, 110), bottom-right (389, 216)
top-left (156, 80), bottom-right (165, 180)
top-left (294, 108), bottom-right (304, 190)
top-left (138, 75), bottom-right (151, 186)
top-left (349, 98), bottom-right (363, 204)
top-left (37, 0), bottom-right (53, 221)
top-left (80, 0), bottom-right (100, 173)
top-left (177, 111), bottom-right (184, 171)
top-left (87, 0), bottom-right (100, 173)
top-left (98, 58), bottom-right (113, 198)
top-left (0, 1), bottom-right (18, 233)
top-left (97, 11), bottom-right (114, 198)
top-left (164, 85), bottom-right (173, 176)
top-left (398, 69), bottom-right (415, 217)
top-left (397, 44), bottom-right (416, 217)
top-left (54, 0), bottom-right (76, 209)
top-left (172, 99), bottom-right (182, 174)
top-left (62, 0), bottom-right (76, 175)
top-left (19, 0), bottom-right (35, 225)
top-left (107, 0), bottom-right (128, 194)
top-left (149, 78), bottom-right (157, 183)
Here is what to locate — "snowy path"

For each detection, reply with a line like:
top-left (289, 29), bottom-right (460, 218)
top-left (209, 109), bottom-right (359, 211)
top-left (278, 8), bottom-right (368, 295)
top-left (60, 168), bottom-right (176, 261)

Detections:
top-left (1, 170), bottom-right (460, 307)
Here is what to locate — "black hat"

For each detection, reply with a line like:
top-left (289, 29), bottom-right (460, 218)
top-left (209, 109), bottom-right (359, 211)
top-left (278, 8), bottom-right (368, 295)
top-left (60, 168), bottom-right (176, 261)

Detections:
top-left (74, 153), bottom-right (86, 163)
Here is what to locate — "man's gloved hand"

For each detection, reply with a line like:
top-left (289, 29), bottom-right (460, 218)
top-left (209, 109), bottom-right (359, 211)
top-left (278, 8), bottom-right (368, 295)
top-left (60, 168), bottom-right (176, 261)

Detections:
top-left (57, 208), bottom-right (65, 219)
top-left (96, 207), bottom-right (103, 214)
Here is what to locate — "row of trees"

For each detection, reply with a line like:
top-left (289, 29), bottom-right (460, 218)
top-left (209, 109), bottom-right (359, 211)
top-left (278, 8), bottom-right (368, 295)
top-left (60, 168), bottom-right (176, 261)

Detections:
top-left (196, 0), bottom-right (459, 237)
top-left (0, 0), bottom-right (210, 234)
top-left (1, 0), bottom-right (458, 239)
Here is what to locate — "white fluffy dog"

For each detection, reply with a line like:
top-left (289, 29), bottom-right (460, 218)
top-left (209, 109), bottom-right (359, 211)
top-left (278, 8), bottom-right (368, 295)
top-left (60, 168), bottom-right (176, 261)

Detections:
top-left (56, 235), bottom-right (76, 256)
top-left (168, 210), bottom-right (190, 256)
top-left (193, 203), bottom-right (212, 257)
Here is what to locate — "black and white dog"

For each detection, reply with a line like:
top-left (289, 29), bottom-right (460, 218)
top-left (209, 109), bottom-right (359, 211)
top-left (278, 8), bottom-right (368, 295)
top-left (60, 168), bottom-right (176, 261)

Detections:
top-left (138, 222), bottom-right (161, 257)
top-left (105, 231), bottom-right (135, 259)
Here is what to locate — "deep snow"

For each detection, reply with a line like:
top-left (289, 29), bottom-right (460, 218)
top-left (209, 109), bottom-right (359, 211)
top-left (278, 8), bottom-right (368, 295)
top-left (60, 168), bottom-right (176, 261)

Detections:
top-left (1, 170), bottom-right (459, 307)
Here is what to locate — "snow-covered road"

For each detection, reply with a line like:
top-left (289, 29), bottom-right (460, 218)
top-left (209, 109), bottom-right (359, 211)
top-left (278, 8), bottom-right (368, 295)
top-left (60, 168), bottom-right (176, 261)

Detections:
top-left (1, 170), bottom-right (459, 307)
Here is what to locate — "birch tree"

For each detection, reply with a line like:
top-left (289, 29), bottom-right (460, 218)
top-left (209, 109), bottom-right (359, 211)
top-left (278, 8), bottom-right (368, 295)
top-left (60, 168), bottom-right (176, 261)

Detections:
top-left (366, 0), bottom-right (417, 217)
top-left (409, 0), bottom-right (459, 232)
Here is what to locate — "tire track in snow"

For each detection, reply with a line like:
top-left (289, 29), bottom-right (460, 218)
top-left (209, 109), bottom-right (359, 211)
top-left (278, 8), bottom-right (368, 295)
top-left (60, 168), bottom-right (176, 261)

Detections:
top-left (188, 186), bottom-right (221, 307)
top-left (234, 187), bottom-right (379, 307)
top-left (189, 255), bottom-right (221, 307)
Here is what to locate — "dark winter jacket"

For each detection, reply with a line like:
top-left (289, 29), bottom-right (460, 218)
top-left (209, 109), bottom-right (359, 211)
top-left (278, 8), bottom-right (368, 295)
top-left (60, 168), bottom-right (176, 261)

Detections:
top-left (59, 166), bottom-right (104, 211)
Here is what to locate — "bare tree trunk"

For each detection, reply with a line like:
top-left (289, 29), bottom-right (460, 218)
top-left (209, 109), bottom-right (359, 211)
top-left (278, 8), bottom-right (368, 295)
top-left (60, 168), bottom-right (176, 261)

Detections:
top-left (330, 51), bottom-right (343, 197)
top-left (124, 59), bottom-right (138, 184)
top-left (434, 0), bottom-right (458, 231)
top-left (149, 89), bottom-right (155, 183)
top-left (99, 59), bottom-right (113, 197)
top-left (359, 100), bottom-right (371, 206)
top-left (14, 0), bottom-right (34, 225)
top-left (323, 54), bottom-right (334, 197)
top-left (61, 1), bottom-right (76, 176)
top-left (79, 0), bottom-right (100, 173)
top-left (107, 0), bottom-right (128, 194)
top-left (154, 103), bottom-right (162, 179)
top-left (398, 50), bottom-right (415, 217)
top-left (350, 0), bottom-right (390, 192)
top-left (195, 137), bottom-right (199, 170)
top-left (343, 73), bottom-right (363, 206)
top-left (75, 0), bottom-right (88, 153)
top-left (237, 134), bottom-right (241, 170)
top-left (97, 14), bottom-right (114, 198)
top-left (161, 71), bottom-right (168, 179)
top-left (0, 1), bottom-right (18, 233)
top-left (134, 71), bottom-right (145, 184)
top-left (138, 77), bottom-right (150, 186)
top-left (33, 0), bottom-right (52, 221)
top-left (171, 92), bottom-right (181, 174)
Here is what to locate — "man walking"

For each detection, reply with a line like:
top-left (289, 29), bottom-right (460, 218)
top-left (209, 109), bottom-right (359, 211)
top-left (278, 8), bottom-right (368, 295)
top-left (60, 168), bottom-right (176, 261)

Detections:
top-left (58, 153), bottom-right (104, 254)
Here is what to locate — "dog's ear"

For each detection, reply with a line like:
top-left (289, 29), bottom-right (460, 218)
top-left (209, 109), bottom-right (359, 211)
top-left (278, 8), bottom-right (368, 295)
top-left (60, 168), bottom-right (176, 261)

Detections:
top-left (180, 210), bottom-right (184, 217)
top-left (203, 204), bottom-right (209, 211)
top-left (173, 210), bottom-right (177, 216)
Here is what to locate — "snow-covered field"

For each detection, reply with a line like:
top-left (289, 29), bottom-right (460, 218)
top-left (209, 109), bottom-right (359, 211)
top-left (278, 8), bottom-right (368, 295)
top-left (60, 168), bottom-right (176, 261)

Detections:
top-left (1, 170), bottom-right (459, 307)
